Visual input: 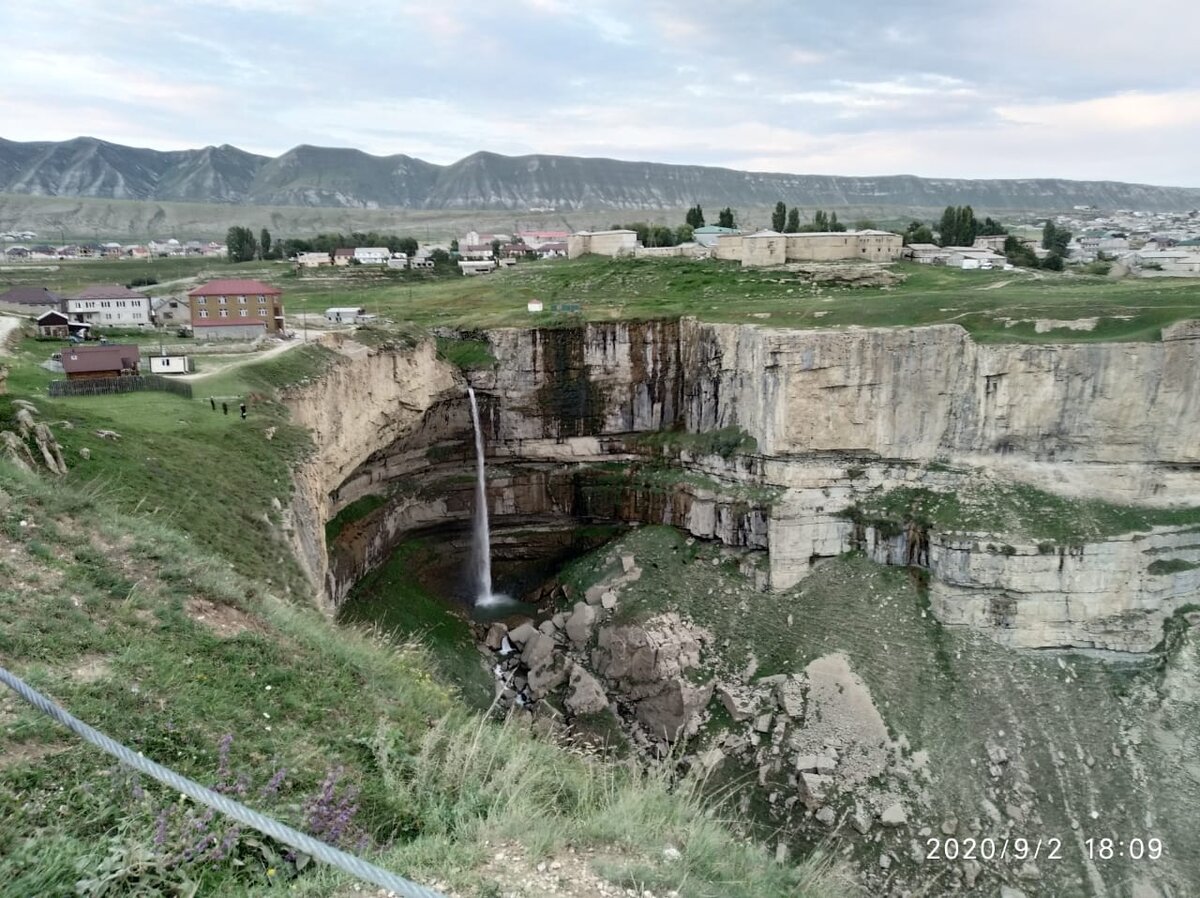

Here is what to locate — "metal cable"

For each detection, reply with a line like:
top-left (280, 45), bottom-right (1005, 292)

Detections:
top-left (0, 665), bottom-right (446, 898)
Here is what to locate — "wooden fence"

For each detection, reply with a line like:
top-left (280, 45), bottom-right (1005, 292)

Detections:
top-left (48, 375), bottom-right (194, 399)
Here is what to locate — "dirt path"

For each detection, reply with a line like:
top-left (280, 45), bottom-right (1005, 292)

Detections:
top-left (177, 332), bottom-right (319, 382)
top-left (0, 314), bottom-right (21, 355)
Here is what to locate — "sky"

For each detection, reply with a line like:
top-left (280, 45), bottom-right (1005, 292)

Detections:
top-left (3, 0), bottom-right (1198, 186)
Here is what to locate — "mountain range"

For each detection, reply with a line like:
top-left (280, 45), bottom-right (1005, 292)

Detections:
top-left (2, 136), bottom-right (1199, 213)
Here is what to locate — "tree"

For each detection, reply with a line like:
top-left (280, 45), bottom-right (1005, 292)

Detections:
top-left (717, 207), bottom-right (735, 229)
top-left (429, 248), bottom-right (450, 264)
top-left (979, 217), bottom-right (1007, 236)
top-left (398, 237), bottom-right (419, 257)
top-left (771, 201), bottom-right (787, 232)
top-left (449, 238), bottom-right (459, 253)
top-left (829, 211), bottom-right (846, 232)
top-left (1041, 252), bottom-right (1064, 271)
top-left (937, 205), bottom-right (979, 247)
top-left (685, 204), bottom-right (705, 229)
top-left (1003, 235), bottom-right (1040, 268)
top-left (676, 223), bottom-right (695, 244)
top-left (225, 226), bottom-right (257, 263)
top-left (784, 207), bottom-right (801, 233)
top-left (1042, 221), bottom-right (1071, 255)
top-left (490, 239), bottom-right (502, 258)
top-left (902, 220), bottom-right (934, 245)
top-left (650, 224), bottom-right (677, 247)
top-left (259, 228), bottom-right (272, 260)
top-left (854, 219), bottom-right (877, 231)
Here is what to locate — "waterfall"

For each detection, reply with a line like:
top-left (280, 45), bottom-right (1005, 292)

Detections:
top-left (467, 387), bottom-right (496, 604)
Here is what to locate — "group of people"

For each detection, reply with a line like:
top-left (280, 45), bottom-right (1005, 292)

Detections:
top-left (209, 397), bottom-right (247, 420)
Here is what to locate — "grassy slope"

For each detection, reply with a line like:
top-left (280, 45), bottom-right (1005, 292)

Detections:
top-left (0, 344), bottom-right (840, 897)
top-left (8, 253), bottom-right (1200, 344)
top-left (557, 526), bottom-right (1200, 895)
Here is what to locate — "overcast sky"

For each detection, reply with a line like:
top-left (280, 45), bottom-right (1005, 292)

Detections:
top-left (3, 0), bottom-right (1197, 185)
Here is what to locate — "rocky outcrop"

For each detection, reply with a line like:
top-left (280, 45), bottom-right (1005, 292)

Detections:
top-left (283, 337), bottom-right (460, 601)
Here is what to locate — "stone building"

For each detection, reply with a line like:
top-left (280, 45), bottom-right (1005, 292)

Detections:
top-left (567, 229), bottom-right (637, 259)
top-left (730, 229), bottom-right (903, 267)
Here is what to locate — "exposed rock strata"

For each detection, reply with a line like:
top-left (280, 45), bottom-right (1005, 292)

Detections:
top-left (293, 322), bottom-right (1200, 649)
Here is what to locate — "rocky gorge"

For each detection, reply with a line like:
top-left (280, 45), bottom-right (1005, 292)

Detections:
top-left (289, 319), bottom-right (1200, 653)
top-left (275, 319), bottom-right (1200, 897)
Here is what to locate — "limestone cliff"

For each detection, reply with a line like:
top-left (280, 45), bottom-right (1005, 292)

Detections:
top-left (291, 321), bottom-right (1200, 651)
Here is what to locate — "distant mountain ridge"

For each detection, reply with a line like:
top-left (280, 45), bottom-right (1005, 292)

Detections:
top-left (2, 136), bottom-right (1199, 212)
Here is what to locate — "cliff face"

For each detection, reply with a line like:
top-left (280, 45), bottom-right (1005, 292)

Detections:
top-left (684, 319), bottom-right (1200, 464)
top-left (292, 322), bottom-right (1200, 651)
top-left (283, 337), bottom-right (460, 602)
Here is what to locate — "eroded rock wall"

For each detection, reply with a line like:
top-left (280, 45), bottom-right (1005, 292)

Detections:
top-left (294, 321), bottom-right (1200, 650)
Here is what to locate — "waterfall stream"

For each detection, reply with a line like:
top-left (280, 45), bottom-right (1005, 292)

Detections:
top-left (467, 387), bottom-right (499, 605)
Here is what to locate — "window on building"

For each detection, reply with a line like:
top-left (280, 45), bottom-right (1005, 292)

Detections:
top-left (238, 295), bottom-right (246, 304)
top-left (257, 295), bottom-right (265, 302)
top-left (198, 309), bottom-right (208, 319)
top-left (219, 309), bottom-right (229, 318)
top-left (218, 296), bottom-right (227, 305)
top-left (239, 308), bottom-right (248, 317)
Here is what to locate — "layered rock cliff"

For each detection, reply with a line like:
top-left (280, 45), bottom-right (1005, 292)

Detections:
top-left (290, 321), bottom-right (1200, 651)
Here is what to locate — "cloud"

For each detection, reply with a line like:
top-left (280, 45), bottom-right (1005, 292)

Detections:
top-left (2, 0), bottom-right (1200, 185)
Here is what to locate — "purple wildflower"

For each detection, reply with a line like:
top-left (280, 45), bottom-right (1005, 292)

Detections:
top-left (260, 767), bottom-right (287, 799)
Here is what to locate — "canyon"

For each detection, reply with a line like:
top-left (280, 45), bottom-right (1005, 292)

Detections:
top-left (287, 319), bottom-right (1200, 654)
top-left (274, 318), bottom-right (1200, 896)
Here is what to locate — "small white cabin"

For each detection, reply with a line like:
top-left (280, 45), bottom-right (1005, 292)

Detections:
top-left (325, 306), bottom-right (366, 323)
top-left (527, 299), bottom-right (544, 313)
top-left (149, 355), bottom-right (192, 374)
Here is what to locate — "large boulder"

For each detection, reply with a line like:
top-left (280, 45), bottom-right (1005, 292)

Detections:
top-left (521, 630), bottom-right (556, 669)
top-left (565, 602), bottom-right (598, 647)
top-left (564, 665), bottom-right (608, 715)
top-left (634, 679), bottom-right (714, 741)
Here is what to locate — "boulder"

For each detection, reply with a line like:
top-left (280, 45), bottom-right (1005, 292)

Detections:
top-left (880, 801), bottom-right (908, 827)
top-left (794, 754), bottom-right (818, 773)
top-left (484, 622), bottom-right (508, 651)
top-left (527, 656), bottom-right (571, 699)
top-left (565, 602), bottom-right (598, 647)
top-left (799, 772), bottom-right (834, 807)
top-left (716, 683), bottom-right (756, 722)
top-left (634, 679), bottom-right (714, 741)
top-left (775, 676), bottom-right (806, 718)
top-left (601, 590), bottom-right (618, 610)
top-left (521, 631), bottom-right (556, 669)
top-left (564, 666), bottom-right (608, 715)
top-left (621, 554), bottom-right (636, 573)
top-left (815, 806), bottom-right (836, 826)
top-left (508, 621), bottom-right (537, 647)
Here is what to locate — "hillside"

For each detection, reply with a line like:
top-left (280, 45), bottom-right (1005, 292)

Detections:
top-left (2, 136), bottom-right (1200, 213)
top-left (0, 333), bottom-right (840, 898)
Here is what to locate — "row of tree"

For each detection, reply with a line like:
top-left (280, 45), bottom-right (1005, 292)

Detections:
top-left (770, 203), bottom-right (847, 233)
top-left (226, 227), bottom-right (429, 264)
top-left (935, 205), bottom-right (1007, 247)
top-left (684, 205), bottom-right (737, 229)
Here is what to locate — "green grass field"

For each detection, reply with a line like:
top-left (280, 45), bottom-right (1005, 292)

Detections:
top-left (8, 252), bottom-right (1200, 345)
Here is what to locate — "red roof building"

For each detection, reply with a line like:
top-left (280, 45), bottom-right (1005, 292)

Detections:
top-left (187, 279), bottom-right (284, 334)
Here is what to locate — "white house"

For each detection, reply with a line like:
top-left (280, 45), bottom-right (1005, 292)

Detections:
top-left (67, 284), bottom-right (152, 328)
top-left (459, 259), bottom-right (497, 276)
top-left (296, 251), bottom-right (332, 268)
top-left (353, 247), bottom-right (390, 265)
top-left (149, 355), bottom-right (192, 374)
